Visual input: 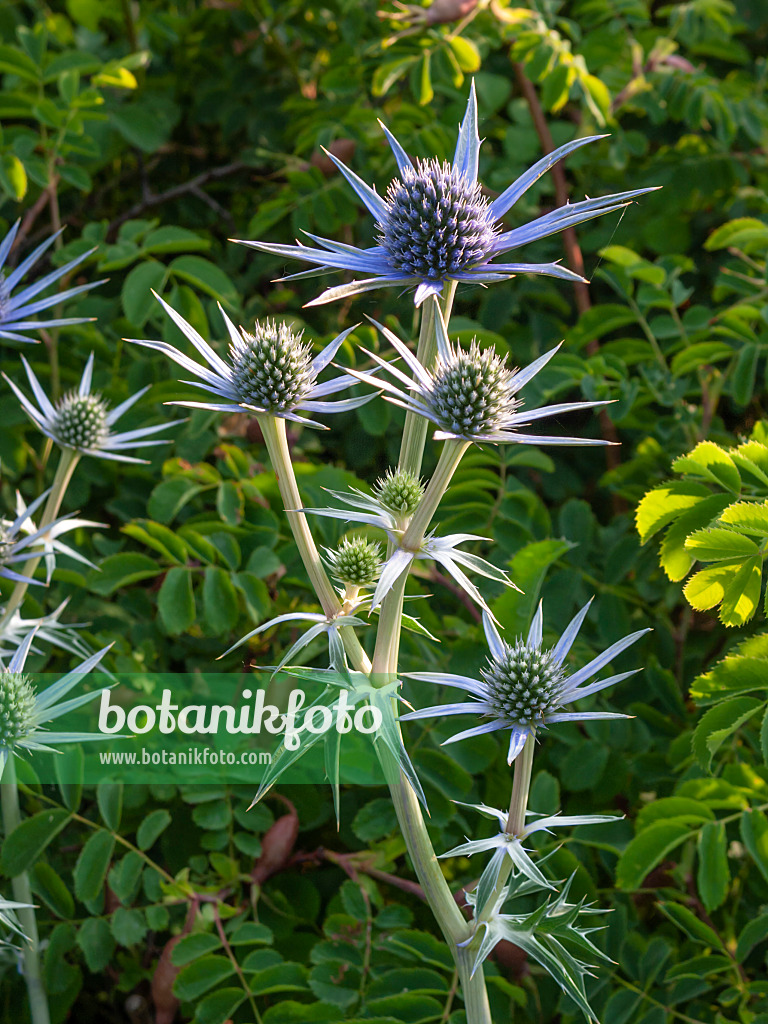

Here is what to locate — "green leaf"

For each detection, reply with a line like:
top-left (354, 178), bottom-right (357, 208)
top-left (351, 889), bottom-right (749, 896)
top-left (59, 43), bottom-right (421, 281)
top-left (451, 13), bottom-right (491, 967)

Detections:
top-left (657, 902), bottom-right (723, 948)
top-left (121, 260), bottom-right (167, 327)
top-left (1, 808), bottom-right (71, 877)
top-left (54, 745), bottom-right (83, 812)
top-left (169, 254), bottom-right (238, 306)
top-left (109, 851), bottom-right (143, 904)
top-left (735, 913), bottom-right (768, 961)
top-left (417, 52), bottom-right (433, 106)
top-left (448, 36), bottom-right (481, 72)
top-left (697, 822), bottom-right (729, 912)
top-left (193, 988), bottom-right (245, 1024)
top-left (137, 809), bottom-right (171, 850)
top-left (89, 552), bottom-right (161, 595)
top-left (74, 830), bottom-right (115, 903)
top-left (0, 153), bottom-right (27, 200)
top-left (705, 217), bottom-right (768, 252)
top-left (692, 696), bottom-right (764, 770)
top-left (671, 343), bottom-right (734, 377)
top-left (96, 782), bottom-right (123, 831)
top-left (158, 567), bottom-right (196, 635)
top-left (30, 862), bottom-right (75, 919)
top-left (616, 821), bottom-right (693, 890)
top-left (683, 558), bottom-right (763, 626)
top-left (740, 810), bottom-right (768, 885)
top-left (492, 538), bottom-right (573, 636)
top-left (762, 706), bottom-right (768, 767)
top-left (636, 482), bottom-right (710, 544)
top-left (731, 343), bottom-right (759, 406)
top-left (672, 441), bottom-right (741, 493)
top-left (659, 494), bottom-right (732, 581)
top-left (684, 527), bottom-right (758, 561)
top-left (148, 477), bottom-right (207, 523)
top-left (141, 226), bottom-right (210, 256)
top-left (76, 917), bottom-right (115, 972)
top-left (372, 56), bottom-right (417, 97)
top-left (0, 44), bottom-right (41, 82)
top-left (123, 520), bottom-right (188, 563)
top-left (719, 501), bottom-right (768, 537)
top-left (217, 481), bottom-right (243, 525)
top-left (111, 907), bottom-right (147, 947)
top-left (171, 933), bottom-right (222, 966)
top-left (636, 798), bottom-right (714, 831)
top-left (203, 566), bottom-right (239, 634)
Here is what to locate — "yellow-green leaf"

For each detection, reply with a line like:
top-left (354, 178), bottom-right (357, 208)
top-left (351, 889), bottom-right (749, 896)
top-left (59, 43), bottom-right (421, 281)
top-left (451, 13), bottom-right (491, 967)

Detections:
top-left (0, 153), bottom-right (27, 200)
top-left (684, 527), bottom-right (758, 561)
top-left (636, 481), bottom-right (710, 545)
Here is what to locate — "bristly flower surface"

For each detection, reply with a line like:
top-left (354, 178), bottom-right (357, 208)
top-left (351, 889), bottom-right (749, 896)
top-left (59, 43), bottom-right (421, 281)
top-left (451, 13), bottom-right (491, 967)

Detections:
top-left (325, 537), bottom-right (382, 587)
top-left (3, 353), bottom-right (182, 463)
top-left (0, 629), bottom-right (112, 778)
top-left (127, 293), bottom-right (376, 429)
top-left (401, 600), bottom-right (649, 763)
top-left (234, 82), bottom-right (658, 306)
top-left (0, 221), bottom-right (105, 343)
top-left (350, 310), bottom-right (612, 446)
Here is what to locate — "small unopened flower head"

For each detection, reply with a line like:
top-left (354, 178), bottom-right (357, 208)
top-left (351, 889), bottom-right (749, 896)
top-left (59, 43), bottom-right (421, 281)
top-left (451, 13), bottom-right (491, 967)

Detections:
top-left (230, 321), bottom-right (314, 411)
top-left (374, 468), bottom-right (424, 517)
top-left (481, 640), bottom-right (566, 727)
top-left (326, 536), bottom-right (382, 587)
top-left (53, 391), bottom-right (109, 451)
top-left (380, 160), bottom-right (498, 281)
top-left (0, 672), bottom-right (36, 746)
top-left (431, 341), bottom-right (516, 438)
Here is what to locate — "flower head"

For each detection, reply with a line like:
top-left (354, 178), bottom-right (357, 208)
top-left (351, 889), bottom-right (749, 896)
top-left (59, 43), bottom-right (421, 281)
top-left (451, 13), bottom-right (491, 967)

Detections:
top-left (325, 536), bottom-right (382, 587)
top-left (374, 468), bottom-right (424, 519)
top-left (0, 490), bottom-right (101, 586)
top-left (350, 309), bottom-right (611, 446)
top-left (0, 629), bottom-right (112, 778)
top-left (3, 353), bottom-right (182, 463)
top-left (234, 82), bottom-right (659, 306)
top-left (401, 600), bottom-right (649, 763)
top-left (0, 221), bottom-right (105, 343)
top-left (128, 293), bottom-right (377, 429)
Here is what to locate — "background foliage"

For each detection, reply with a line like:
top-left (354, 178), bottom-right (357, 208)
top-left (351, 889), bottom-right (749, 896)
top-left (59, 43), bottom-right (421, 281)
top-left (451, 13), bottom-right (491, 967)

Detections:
top-left (1, 0), bottom-right (768, 1022)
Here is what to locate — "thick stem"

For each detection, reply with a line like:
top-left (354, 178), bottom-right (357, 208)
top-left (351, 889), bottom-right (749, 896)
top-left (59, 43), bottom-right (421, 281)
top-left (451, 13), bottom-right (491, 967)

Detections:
top-left (397, 283), bottom-right (457, 477)
top-left (506, 731), bottom-right (536, 837)
top-left (1, 757), bottom-right (51, 1024)
top-left (402, 440), bottom-right (469, 548)
top-left (0, 447), bottom-right (79, 628)
top-left (258, 416), bottom-right (371, 673)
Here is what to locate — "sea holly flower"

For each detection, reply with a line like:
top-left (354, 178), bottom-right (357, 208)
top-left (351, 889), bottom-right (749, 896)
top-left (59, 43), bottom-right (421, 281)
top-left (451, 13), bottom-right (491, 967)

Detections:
top-left (0, 629), bottom-right (112, 778)
top-left (219, 611), bottom-right (368, 676)
top-left (304, 469), bottom-right (426, 535)
top-left (462, 874), bottom-right (610, 1021)
top-left (401, 600), bottom-right (649, 763)
top-left (3, 353), bottom-right (182, 463)
top-left (442, 801), bottom-right (621, 895)
top-left (349, 311), bottom-right (612, 446)
top-left (234, 82), bottom-right (658, 306)
top-left (0, 490), bottom-right (102, 586)
top-left (0, 222), bottom-right (105, 343)
top-left (128, 294), bottom-right (377, 429)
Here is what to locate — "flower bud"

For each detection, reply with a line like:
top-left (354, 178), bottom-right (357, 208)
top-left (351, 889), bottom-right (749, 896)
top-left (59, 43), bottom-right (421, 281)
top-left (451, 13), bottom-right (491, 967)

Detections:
top-left (326, 536), bottom-right (381, 587)
top-left (374, 468), bottom-right (424, 518)
top-left (0, 671), bottom-right (36, 746)
top-left (53, 392), bottom-right (109, 450)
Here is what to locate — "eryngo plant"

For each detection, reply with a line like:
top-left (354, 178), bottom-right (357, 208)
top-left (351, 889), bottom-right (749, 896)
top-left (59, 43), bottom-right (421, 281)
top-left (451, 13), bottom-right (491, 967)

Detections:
top-left (138, 84), bottom-right (652, 1024)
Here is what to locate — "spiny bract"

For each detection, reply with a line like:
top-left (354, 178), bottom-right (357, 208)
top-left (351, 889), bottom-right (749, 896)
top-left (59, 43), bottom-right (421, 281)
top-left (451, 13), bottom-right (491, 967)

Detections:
top-left (379, 159), bottom-right (499, 282)
top-left (0, 672), bottom-right (36, 745)
top-left (53, 392), bottom-right (109, 450)
top-left (230, 321), bottom-right (313, 411)
top-left (481, 641), bottom-right (567, 727)
top-left (374, 468), bottom-right (425, 518)
top-left (430, 341), bottom-right (517, 439)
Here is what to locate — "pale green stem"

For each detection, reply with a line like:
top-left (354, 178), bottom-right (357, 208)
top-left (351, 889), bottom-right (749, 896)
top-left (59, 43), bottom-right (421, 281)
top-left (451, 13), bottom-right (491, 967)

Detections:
top-left (0, 447), bottom-right (79, 628)
top-left (258, 415), bottom-right (371, 672)
top-left (476, 732), bottom-right (537, 926)
top-left (397, 283), bottom-right (456, 478)
top-left (1, 757), bottom-right (51, 1024)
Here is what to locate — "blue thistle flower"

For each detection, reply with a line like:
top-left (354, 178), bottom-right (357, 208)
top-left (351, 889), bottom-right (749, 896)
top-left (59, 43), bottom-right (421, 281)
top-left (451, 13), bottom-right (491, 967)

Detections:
top-left (234, 82), bottom-right (659, 306)
top-left (0, 222), bottom-right (104, 343)
top-left (401, 600), bottom-right (649, 763)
